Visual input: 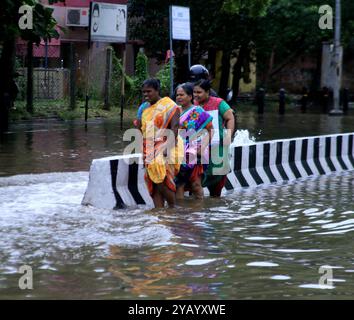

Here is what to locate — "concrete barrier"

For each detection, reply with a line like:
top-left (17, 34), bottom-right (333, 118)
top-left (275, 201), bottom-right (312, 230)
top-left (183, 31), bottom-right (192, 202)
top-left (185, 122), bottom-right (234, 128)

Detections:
top-left (82, 132), bottom-right (354, 209)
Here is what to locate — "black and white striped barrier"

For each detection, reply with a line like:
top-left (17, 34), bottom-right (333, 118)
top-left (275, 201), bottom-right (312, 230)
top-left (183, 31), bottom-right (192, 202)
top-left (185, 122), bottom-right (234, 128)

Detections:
top-left (82, 154), bottom-right (154, 209)
top-left (224, 132), bottom-right (354, 192)
top-left (82, 133), bottom-right (354, 209)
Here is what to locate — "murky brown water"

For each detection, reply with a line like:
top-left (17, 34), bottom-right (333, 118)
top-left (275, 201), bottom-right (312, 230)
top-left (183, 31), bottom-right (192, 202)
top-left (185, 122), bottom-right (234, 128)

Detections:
top-left (0, 110), bottom-right (354, 299)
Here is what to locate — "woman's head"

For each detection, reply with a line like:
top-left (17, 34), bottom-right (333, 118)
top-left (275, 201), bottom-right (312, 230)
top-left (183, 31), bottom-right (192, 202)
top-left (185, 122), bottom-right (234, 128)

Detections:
top-left (92, 4), bottom-right (100, 32)
top-left (175, 83), bottom-right (194, 108)
top-left (142, 79), bottom-right (161, 104)
top-left (193, 79), bottom-right (211, 104)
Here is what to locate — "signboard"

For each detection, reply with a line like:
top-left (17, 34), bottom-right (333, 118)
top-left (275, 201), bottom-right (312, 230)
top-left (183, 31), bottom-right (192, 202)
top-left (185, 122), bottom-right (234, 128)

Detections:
top-left (90, 2), bottom-right (127, 43)
top-left (171, 6), bottom-right (191, 41)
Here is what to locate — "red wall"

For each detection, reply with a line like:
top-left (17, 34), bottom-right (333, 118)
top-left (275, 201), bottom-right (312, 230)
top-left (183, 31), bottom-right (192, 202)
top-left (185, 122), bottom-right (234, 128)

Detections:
top-left (44, 0), bottom-right (127, 7)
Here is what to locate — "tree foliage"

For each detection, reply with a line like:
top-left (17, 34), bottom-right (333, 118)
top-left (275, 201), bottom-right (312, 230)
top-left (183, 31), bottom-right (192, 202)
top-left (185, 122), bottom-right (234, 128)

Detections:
top-left (0, 0), bottom-right (62, 132)
top-left (0, 0), bottom-right (62, 44)
top-left (129, 0), bottom-right (354, 91)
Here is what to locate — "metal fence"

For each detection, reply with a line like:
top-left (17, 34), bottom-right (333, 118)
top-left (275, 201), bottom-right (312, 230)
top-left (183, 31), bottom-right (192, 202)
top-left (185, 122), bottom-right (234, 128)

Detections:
top-left (17, 67), bottom-right (70, 100)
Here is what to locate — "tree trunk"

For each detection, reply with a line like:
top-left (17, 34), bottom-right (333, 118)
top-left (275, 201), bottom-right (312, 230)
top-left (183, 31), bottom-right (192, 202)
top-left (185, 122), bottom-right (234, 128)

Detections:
top-left (219, 50), bottom-right (231, 99)
top-left (231, 45), bottom-right (247, 103)
top-left (269, 45), bottom-right (305, 78)
top-left (264, 46), bottom-right (276, 88)
top-left (312, 46), bottom-right (322, 92)
top-left (0, 39), bottom-right (16, 134)
top-left (70, 42), bottom-right (78, 110)
top-left (26, 41), bottom-right (34, 114)
top-left (207, 48), bottom-right (217, 79)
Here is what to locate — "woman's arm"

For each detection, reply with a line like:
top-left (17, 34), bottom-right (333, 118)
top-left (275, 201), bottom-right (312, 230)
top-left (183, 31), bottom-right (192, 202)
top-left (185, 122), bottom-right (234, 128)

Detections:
top-left (223, 109), bottom-right (235, 145)
top-left (206, 122), bottom-right (214, 145)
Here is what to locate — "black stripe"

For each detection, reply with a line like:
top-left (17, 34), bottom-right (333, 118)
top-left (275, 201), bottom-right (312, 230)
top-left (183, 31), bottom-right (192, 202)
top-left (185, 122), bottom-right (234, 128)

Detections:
top-left (110, 160), bottom-right (125, 209)
top-left (225, 177), bottom-right (234, 190)
top-left (313, 138), bottom-right (326, 175)
top-left (288, 140), bottom-right (302, 178)
top-left (248, 145), bottom-right (264, 185)
top-left (234, 146), bottom-right (242, 171)
top-left (325, 137), bottom-right (336, 172)
top-left (128, 162), bottom-right (146, 205)
top-left (263, 143), bottom-right (276, 183)
top-left (349, 135), bottom-right (354, 167)
top-left (301, 139), bottom-right (313, 176)
top-left (275, 142), bottom-right (289, 180)
top-left (234, 146), bottom-right (249, 187)
top-left (336, 136), bottom-right (348, 170)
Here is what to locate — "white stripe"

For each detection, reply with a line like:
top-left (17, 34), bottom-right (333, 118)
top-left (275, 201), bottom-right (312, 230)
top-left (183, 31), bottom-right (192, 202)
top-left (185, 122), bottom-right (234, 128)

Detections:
top-left (229, 146), bottom-right (236, 171)
top-left (281, 140), bottom-right (297, 181)
top-left (226, 172), bottom-right (241, 190)
top-left (81, 160), bottom-right (117, 209)
top-left (223, 147), bottom-right (241, 191)
top-left (330, 136), bottom-right (344, 172)
top-left (306, 138), bottom-right (320, 176)
top-left (294, 139), bottom-right (309, 178)
top-left (255, 143), bottom-right (271, 185)
top-left (136, 160), bottom-right (154, 207)
top-left (318, 137), bottom-right (332, 174)
top-left (116, 159), bottom-right (137, 207)
top-left (203, 187), bottom-right (210, 197)
top-left (268, 142), bottom-right (284, 183)
top-left (241, 146), bottom-right (258, 187)
top-left (341, 135), bottom-right (354, 170)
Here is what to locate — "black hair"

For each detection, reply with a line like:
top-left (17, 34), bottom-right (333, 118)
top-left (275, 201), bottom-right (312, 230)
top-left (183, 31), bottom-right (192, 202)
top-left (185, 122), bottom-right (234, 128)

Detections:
top-left (175, 83), bottom-right (194, 99)
top-left (93, 3), bottom-right (100, 15)
top-left (194, 79), bottom-right (211, 92)
top-left (142, 78), bottom-right (161, 92)
top-left (121, 9), bottom-right (126, 20)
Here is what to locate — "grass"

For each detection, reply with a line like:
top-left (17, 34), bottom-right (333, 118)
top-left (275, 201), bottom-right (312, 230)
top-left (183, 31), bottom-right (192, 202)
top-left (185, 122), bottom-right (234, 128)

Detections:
top-left (11, 95), bottom-right (327, 124)
top-left (12, 99), bottom-right (138, 122)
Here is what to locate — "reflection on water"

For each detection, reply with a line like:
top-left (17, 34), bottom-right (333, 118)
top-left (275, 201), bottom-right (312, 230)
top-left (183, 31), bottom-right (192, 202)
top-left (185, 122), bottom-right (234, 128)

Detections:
top-left (1, 112), bottom-right (354, 177)
top-left (0, 111), bottom-right (354, 299)
top-left (0, 171), bottom-right (354, 299)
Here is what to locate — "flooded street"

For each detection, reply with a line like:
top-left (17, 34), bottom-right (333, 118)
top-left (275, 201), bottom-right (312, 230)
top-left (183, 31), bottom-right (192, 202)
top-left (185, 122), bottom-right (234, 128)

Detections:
top-left (0, 111), bottom-right (354, 299)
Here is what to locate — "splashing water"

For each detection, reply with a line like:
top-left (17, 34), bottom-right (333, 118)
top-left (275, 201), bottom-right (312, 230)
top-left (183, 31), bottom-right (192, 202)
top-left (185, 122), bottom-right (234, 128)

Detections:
top-left (232, 129), bottom-right (256, 146)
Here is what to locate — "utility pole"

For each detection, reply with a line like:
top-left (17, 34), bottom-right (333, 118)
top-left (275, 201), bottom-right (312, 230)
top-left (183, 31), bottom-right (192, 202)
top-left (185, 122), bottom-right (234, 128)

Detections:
top-left (330, 0), bottom-right (343, 116)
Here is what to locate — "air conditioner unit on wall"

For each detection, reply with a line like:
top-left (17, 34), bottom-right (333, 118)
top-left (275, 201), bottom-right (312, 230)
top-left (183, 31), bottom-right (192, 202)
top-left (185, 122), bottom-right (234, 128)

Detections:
top-left (66, 8), bottom-right (89, 27)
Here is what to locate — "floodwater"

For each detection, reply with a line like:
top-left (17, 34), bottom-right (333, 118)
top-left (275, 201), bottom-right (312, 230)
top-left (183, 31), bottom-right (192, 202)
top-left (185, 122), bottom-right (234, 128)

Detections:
top-left (0, 110), bottom-right (354, 299)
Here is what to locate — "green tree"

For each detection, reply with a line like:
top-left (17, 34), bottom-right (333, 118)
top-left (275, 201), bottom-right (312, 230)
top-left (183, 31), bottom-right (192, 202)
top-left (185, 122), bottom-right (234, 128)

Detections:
top-left (134, 50), bottom-right (149, 90)
top-left (0, 0), bottom-right (62, 133)
top-left (255, 0), bottom-right (354, 91)
top-left (128, 0), bottom-right (272, 99)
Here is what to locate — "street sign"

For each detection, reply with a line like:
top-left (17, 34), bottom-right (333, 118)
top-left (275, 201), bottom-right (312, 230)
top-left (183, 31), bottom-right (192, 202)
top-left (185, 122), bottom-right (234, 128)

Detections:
top-left (90, 2), bottom-right (127, 43)
top-left (171, 6), bottom-right (191, 41)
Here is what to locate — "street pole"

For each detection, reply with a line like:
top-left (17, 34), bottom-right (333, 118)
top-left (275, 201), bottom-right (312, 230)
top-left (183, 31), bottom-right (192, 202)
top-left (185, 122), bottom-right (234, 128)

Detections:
top-left (120, 45), bottom-right (127, 130)
top-left (188, 41), bottom-right (191, 70)
top-left (330, 0), bottom-right (343, 116)
top-left (169, 6), bottom-right (174, 98)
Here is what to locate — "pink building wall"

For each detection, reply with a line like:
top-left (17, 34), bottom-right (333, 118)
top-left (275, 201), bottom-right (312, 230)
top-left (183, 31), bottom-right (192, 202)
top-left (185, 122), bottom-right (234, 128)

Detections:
top-left (41, 0), bottom-right (127, 7)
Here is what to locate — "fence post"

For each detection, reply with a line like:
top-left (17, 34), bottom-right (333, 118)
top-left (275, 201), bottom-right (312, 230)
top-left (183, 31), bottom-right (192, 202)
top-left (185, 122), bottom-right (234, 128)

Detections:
top-left (26, 41), bottom-right (33, 114)
top-left (256, 88), bottom-right (265, 114)
top-left (279, 88), bottom-right (286, 115)
top-left (69, 42), bottom-right (76, 110)
top-left (301, 87), bottom-right (308, 113)
top-left (322, 87), bottom-right (330, 114)
top-left (1, 93), bottom-right (10, 133)
top-left (103, 47), bottom-right (113, 111)
top-left (342, 88), bottom-right (349, 114)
